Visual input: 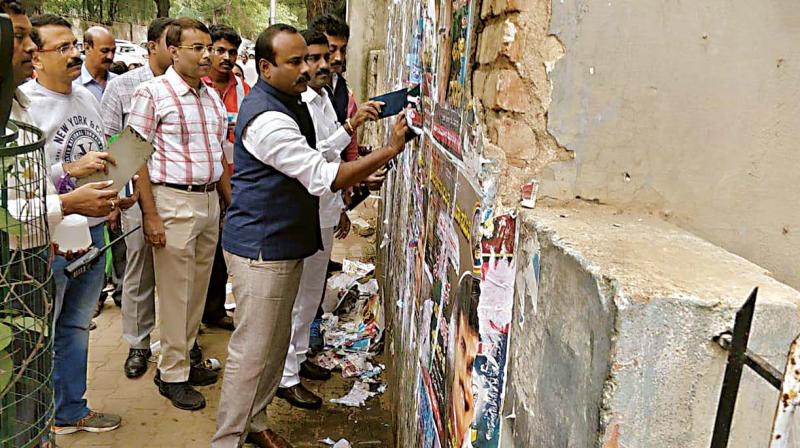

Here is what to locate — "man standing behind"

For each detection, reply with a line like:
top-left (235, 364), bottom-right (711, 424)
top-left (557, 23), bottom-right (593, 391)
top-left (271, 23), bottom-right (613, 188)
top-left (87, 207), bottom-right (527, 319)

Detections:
top-left (200, 24), bottom-right (251, 332)
top-left (128, 17), bottom-right (232, 411)
top-left (276, 28), bottom-right (380, 410)
top-left (75, 26), bottom-right (116, 103)
top-left (23, 13), bottom-right (132, 434)
top-left (213, 24), bottom-right (409, 448)
top-left (309, 15), bottom-right (358, 161)
top-left (76, 26), bottom-right (122, 318)
top-left (101, 17), bottom-right (175, 379)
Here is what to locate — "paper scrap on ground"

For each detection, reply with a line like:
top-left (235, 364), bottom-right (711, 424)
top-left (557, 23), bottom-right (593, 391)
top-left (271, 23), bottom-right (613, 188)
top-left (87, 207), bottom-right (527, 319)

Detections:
top-left (330, 381), bottom-right (385, 407)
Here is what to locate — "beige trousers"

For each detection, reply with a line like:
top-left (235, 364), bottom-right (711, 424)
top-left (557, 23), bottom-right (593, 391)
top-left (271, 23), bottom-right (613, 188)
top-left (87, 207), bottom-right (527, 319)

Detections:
top-left (212, 253), bottom-right (303, 448)
top-left (152, 185), bottom-right (220, 383)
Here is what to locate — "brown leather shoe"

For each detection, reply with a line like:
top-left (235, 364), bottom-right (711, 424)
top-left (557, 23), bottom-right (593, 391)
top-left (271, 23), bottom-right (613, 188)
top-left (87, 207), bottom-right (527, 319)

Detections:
top-left (245, 429), bottom-right (293, 448)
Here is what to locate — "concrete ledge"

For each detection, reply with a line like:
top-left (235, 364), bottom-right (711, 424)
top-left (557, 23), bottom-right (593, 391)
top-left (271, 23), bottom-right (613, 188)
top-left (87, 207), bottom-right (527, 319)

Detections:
top-left (505, 201), bottom-right (800, 447)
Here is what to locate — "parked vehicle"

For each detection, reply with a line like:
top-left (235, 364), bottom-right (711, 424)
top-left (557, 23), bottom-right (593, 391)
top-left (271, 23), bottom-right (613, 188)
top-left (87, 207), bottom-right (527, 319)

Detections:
top-left (114, 39), bottom-right (148, 66)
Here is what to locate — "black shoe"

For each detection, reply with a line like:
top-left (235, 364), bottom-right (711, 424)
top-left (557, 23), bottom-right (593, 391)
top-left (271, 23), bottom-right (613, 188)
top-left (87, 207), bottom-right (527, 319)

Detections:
top-left (204, 315), bottom-right (235, 331)
top-left (188, 365), bottom-right (218, 386)
top-left (124, 348), bottom-right (151, 378)
top-left (327, 259), bottom-right (343, 272)
top-left (112, 291), bottom-right (122, 307)
top-left (154, 367), bottom-right (217, 387)
top-left (190, 342), bottom-right (202, 366)
top-left (157, 380), bottom-right (205, 410)
top-left (276, 383), bottom-right (322, 410)
top-left (299, 361), bottom-right (331, 381)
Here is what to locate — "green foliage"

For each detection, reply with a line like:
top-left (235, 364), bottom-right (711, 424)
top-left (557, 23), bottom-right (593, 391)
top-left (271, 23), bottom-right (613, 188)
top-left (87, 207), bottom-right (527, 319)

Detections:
top-left (0, 316), bottom-right (48, 338)
top-left (0, 323), bottom-right (10, 352)
top-left (0, 352), bottom-right (11, 392)
top-left (40, 0), bottom-right (308, 39)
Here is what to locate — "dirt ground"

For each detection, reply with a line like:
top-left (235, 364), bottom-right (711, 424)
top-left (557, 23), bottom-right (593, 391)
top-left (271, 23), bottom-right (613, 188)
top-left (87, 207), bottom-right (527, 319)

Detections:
top-left (58, 203), bottom-right (394, 448)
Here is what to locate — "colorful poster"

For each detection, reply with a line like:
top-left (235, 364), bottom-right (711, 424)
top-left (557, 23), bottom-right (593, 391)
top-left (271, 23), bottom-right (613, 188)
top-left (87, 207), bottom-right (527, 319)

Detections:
top-left (382, 1), bottom-right (517, 447)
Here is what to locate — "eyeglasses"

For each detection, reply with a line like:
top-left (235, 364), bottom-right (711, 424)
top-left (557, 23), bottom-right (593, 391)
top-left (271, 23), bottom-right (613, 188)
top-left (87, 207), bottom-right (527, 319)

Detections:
top-left (213, 47), bottom-right (239, 58)
top-left (177, 44), bottom-right (213, 54)
top-left (38, 42), bottom-right (78, 56)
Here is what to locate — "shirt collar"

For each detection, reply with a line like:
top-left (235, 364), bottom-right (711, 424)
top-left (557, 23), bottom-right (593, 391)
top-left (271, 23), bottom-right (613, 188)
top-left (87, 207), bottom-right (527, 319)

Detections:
top-left (80, 63), bottom-right (116, 85)
top-left (165, 66), bottom-right (206, 97)
top-left (301, 87), bottom-right (327, 105)
top-left (14, 88), bottom-right (30, 109)
top-left (201, 71), bottom-right (237, 96)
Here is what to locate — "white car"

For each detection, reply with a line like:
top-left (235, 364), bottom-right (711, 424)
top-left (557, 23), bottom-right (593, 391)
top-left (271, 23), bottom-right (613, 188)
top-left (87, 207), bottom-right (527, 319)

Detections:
top-left (114, 39), bottom-right (148, 67)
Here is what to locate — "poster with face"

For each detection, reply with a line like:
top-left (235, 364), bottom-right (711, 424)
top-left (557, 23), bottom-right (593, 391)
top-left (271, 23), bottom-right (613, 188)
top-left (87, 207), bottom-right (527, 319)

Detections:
top-left (431, 0), bottom-right (477, 158)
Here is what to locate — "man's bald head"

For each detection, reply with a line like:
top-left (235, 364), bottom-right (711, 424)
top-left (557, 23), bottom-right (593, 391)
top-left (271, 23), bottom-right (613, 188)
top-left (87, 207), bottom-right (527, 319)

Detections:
top-left (83, 26), bottom-right (116, 75)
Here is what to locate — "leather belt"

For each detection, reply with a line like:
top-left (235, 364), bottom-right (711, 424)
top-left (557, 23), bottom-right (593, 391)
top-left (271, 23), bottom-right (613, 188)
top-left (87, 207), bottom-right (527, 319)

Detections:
top-left (157, 182), bottom-right (218, 192)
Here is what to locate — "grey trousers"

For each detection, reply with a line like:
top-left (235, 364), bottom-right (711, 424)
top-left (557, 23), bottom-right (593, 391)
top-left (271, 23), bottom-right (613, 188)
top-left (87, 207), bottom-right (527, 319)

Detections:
top-left (120, 202), bottom-right (156, 350)
top-left (212, 253), bottom-right (303, 448)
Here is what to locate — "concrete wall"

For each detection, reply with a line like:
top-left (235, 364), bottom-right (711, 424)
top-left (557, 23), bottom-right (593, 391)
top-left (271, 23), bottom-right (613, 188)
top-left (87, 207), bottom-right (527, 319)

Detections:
top-left (67, 17), bottom-right (147, 43)
top-left (346, 0), bottom-right (389, 101)
top-left (539, 0), bottom-right (800, 290)
top-left (504, 202), bottom-right (800, 447)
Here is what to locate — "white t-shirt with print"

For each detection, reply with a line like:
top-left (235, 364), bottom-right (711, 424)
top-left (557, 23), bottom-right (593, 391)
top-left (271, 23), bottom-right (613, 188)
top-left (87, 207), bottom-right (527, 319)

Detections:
top-left (21, 80), bottom-right (108, 226)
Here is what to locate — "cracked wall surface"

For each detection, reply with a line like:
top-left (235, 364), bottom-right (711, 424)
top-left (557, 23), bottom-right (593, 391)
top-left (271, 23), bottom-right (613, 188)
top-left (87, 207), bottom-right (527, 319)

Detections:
top-left (540, 0), bottom-right (800, 290)
top-left (471, 0), bottom-right (572, 209)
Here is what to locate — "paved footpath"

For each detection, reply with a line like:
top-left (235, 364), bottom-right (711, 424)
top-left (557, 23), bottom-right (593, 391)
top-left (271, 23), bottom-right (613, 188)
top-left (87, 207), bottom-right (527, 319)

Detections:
top-left (59, 205), bottom-right (394, 448)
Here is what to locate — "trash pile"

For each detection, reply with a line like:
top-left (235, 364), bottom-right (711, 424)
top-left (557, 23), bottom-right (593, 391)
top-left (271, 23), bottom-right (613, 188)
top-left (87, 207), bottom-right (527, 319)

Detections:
top-left (313, 259), bottom-right (387, 407)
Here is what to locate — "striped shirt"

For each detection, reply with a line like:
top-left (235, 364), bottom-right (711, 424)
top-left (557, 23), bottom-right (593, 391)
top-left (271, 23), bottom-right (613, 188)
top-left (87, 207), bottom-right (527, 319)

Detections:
top-left (128, 66), bottom-right (227, 185)
top-left (100, 64), bottom-right (155, 136)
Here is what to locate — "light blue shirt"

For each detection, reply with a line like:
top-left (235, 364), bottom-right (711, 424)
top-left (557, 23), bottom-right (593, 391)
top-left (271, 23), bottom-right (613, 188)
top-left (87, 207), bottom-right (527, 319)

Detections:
top-left (73, 63), bottom-right (117, 104)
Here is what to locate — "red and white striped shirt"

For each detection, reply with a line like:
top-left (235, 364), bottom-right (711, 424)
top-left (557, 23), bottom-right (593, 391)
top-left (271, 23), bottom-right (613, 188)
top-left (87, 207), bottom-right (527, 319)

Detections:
top-left (128, 67), bottom-right (227, 185)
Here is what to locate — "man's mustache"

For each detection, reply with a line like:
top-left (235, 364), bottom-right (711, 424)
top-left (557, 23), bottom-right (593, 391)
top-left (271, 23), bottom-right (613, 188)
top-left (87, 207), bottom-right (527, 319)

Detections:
top-left (67, 58), bottom-right (82, 69)
top-left (297, 73), bottom-right (311, 83)
top-left (316, 68), bottom-right (331, 77)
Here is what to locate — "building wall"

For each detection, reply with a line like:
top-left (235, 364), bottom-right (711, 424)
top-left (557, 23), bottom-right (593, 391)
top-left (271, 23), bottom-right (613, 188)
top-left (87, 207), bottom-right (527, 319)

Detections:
top-left (346, 0), bottom-right (389, 101)
top-left (507, 203), bottom-right (800, 447)
top-left (540, 0), bottom-right (800, 289)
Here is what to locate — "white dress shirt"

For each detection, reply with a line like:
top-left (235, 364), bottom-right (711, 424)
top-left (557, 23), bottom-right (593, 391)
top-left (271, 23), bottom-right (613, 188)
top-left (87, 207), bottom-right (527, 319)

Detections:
top-left (301, 87), bottom-right (350, 228)
top-left (241, 110), bottom-right (341, 199)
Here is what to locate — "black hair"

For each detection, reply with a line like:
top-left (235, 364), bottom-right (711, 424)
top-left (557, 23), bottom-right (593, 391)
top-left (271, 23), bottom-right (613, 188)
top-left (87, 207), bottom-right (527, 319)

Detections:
top-left (301, 28), bottom-right (328, 47)
top-left (457, 273), bottom-right (481, 330)
top-left (0, 1), bottom-right (25, 15)
top-left (109, 61), bottom-right (128, 75)
top-left (165, 17), bottom-right (210, 48)
top-left (309, 14), bottom-right (349, 40)
top-left (147, 17), bottom-right (175, 44)
top-left (209, 24), bottom-right (241, 49)
top-left (254, 23), bottom-right (297, 66)
top-left (30, 14), bottom-right (71, 48)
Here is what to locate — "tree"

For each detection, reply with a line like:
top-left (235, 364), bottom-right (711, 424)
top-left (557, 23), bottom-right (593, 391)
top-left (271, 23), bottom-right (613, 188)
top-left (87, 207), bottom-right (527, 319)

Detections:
top-left (305, 0), bottom-right (345, 24)
top-left (155, 0), bottom-right (169, 17)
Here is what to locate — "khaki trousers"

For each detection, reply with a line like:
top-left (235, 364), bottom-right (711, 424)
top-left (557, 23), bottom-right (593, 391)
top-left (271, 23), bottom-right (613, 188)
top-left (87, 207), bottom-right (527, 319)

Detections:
top-left (152, 184), bottom-right (220, 383)
top-left (121, 202), bottom-right (156, 350)
top-left (212, 253), bottom-right (303, 448)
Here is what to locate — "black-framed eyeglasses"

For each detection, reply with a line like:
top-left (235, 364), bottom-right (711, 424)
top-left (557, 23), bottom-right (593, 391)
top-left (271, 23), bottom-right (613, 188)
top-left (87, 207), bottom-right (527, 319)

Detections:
top-left (213, 47), bottom-right (238, 58)
top-left (177, 44), bottom-right (213, 54)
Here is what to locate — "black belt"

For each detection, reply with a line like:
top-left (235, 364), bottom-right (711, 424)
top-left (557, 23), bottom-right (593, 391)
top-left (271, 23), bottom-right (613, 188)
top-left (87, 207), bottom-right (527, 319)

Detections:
top-left (157, 182), bottom-right (218, 192)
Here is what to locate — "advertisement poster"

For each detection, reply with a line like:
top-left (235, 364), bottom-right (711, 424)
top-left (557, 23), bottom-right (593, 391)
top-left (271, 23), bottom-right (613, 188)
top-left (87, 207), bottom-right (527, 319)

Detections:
top-left (382, 1), bottom-right (517, 447)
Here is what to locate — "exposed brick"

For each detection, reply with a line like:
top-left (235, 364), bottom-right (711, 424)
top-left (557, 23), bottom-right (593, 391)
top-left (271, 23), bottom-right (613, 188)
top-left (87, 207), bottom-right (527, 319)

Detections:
top-left (483, 0), bottom-right (533, 18)
top-left (484, 69), bottom-right (528, 112)
top-left (479, 18), bottom-right (523, 65)
top-left (494, 116), bottom-right (538, 161)
top-left (472, 68), bottom-right (488, 100)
